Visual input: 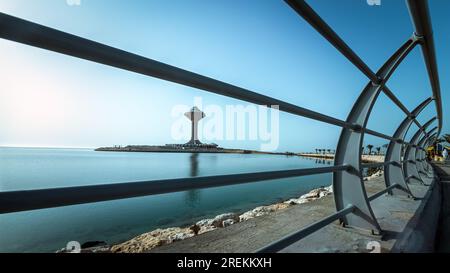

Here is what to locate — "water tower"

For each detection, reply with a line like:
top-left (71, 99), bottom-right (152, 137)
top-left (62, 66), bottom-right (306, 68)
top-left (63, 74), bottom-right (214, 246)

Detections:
top-left (184, 106), bottom-right (205, 145)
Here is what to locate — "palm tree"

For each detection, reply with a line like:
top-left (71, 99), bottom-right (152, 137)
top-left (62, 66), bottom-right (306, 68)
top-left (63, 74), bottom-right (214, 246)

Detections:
top-left (382, 143), bottom-right (389, 155)
top-left (367, 144), bottom-right (374, 155)
top-left (361, 146), bottom-right (365, 155)
top-left (376, 147), bottom-right (381, 155)
top-left (315, 149), bottom-right (318, 154)
top-left (327, 149), bottom-right (331, 154)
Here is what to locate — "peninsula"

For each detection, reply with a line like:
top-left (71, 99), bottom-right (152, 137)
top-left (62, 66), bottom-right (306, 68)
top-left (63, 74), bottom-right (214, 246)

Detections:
top-left (95, 106), bottom-right (296, 156)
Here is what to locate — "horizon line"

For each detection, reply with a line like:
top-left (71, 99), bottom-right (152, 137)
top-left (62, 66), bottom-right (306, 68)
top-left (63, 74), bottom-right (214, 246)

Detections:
top-left (0, 145), bottom-right (96, 149)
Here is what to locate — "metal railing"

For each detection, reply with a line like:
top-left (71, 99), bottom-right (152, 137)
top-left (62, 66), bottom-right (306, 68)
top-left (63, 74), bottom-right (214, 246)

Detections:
top-left (0, 0), bottom-right (443, 252)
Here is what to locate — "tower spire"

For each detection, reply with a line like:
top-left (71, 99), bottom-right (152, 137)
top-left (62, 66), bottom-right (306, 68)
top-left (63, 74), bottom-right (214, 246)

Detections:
top-left (184, 106), bottom-right (205, 145)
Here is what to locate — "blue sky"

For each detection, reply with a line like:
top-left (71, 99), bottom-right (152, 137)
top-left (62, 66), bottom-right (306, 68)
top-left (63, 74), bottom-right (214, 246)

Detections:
top-left (0, 0), bottom-right (448, 152)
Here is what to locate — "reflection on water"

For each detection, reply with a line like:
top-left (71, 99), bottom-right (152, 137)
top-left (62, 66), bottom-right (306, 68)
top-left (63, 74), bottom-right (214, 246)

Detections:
top-left (315, 158), bottom-right (332, 165)
top-left (298, 155), bottom-right (333, 166)
top-left (189, 153), bottom-right (199, 177)
top-left (0, 148), bottom-right (333, 253)
top-left (185, 153), bottom-right (200, 207)
top-left (299, 155), bottom-right (335, 166)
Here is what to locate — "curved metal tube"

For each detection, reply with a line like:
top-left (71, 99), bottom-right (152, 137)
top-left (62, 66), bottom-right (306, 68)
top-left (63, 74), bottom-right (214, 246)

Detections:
top-left (416, 128), bottom-right (437, 185)
top-left (384, 97), bottom-right (432, 197)
top-left (407, 0), bottom-right (443, 136)
top-left (403, 117), bottom-right (436, 185)
top-left (333, 38), bottom-right (418, 232)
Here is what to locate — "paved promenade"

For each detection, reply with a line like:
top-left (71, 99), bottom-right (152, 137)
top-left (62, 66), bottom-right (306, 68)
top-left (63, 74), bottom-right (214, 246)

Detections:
top-left (434, 161), bottom-right (450, 252)
top-left (150, 174), bottom-right (433, 253)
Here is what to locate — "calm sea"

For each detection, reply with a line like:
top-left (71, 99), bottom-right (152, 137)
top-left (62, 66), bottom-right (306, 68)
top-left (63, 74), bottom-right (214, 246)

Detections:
top-left (0, 147), bottom-right (332, 253)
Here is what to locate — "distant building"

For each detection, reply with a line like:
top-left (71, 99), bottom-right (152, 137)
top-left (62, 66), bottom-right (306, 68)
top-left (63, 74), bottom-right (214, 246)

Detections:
top-left (166, 107), bottom-right (220, 149)
top-left (184, 106), bottom-right (205, 145)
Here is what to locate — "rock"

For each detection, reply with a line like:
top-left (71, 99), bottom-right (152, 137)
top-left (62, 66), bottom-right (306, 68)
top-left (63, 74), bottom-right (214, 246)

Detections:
top-left (169, 232), bottom-right (194, 242)
top-left (110, 184), bottom-right (337, 253)
top-left (238, 203), bottom-right (291, 221)
top-left (222, 219), bottom-right (235, 227)
top-left (269, 203), bottom-right (291, 210)
top-left (111, 227), bottom-right (194, 253)
top-left (56, 241), bottom-right (111, 253)
top-left (198, 225), bottom-right (217, 235)
top-left (196, 218), bottom-right (214, 227)
top-left (284, 186), bottom-right (332, 205)
top-left (301, 188), bottom-right (322, 199)
top-left (319, 190), bottom-right (329, 198)
top-left (212, 213), bottom-right (239, 228)
top-left (284, 198), bottom-right (308, 205)
top-left (193, 213), bottom-right (239, 229)
top-left (189, 224), bottom-right (201, 235)
top-left (300, 187), bottom-right (330, 200)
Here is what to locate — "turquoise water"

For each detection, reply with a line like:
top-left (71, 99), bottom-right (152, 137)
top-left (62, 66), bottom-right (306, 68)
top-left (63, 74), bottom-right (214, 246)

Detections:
top-left (0, 147), bottom-right (332, 253)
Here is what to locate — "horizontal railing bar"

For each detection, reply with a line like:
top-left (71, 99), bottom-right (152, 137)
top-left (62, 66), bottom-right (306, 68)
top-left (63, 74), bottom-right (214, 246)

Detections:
top-left (283, 2), bottom-right (433, 138)
top-left (378, 39), bottom-right (429, 133)
top-left (379, 38), bottom-right (418, 82)
top-left (382, 84), bottom-right (426, 132)
top-left (427, 127), bottom-right (438, 136)
top-left (407, 0), bottom-right (443, 134)
top-left (368, 184), bottom-right (401, 202)
top-left (382, 86), bottom-right (414, 118)
top-left (365, 128), bottom-right (413, 146)
top-left (364, 128), bottom-right (419, 148)
top-left (0, 165), bottom-right (350, 214)
top-left (285, 0), bottom-right (379, 83)
top-left (256, 204), bottom-right (355, 253)
top-left (361, 161), bottom-right (394, 169)
top-left (285, 8), bottom-right (426, 139)
top-left (364, 128), bottom-right (398, 142)
top-left (0, 13), bottom-right (356, 131)
top-left (407, 97), bottom-right (434, 138)
top-left (414, 112), bottom-right (437, 135)
top-left (413, 119), bottom-right (424, 131)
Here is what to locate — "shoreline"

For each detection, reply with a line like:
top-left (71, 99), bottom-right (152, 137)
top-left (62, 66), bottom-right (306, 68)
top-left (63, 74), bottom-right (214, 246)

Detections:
top-left (109, 185), bottom-right (335, 253)
top-left (95, 147), bottom-right (385, 163)
top-left (96, 146), bottom-right (297, 156)
top-left (65, 167), bottom-right (384, 253)
top-left (299, 153), bottom-right (385, 163)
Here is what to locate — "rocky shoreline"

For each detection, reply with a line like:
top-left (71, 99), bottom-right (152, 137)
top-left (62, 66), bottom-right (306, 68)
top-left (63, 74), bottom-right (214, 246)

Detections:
top-left (58, 169), bottom-right (384, 253)
top-left (109, 185), bottom-right (334, 253)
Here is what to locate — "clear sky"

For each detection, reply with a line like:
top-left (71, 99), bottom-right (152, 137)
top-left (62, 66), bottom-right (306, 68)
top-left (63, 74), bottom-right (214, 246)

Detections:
top-left (0, 0), bottom-right (448, 152)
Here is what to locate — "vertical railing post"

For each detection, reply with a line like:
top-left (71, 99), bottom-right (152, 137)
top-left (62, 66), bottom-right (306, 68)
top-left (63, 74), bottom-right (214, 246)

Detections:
top-left (334, 40), bottom-right (418, 233)
top-left (403, 117), bottom-right (436, 185)
top-left (384, 98), bottom-right (432, 196)
top-left (416, 128), bottom-right (437, 184)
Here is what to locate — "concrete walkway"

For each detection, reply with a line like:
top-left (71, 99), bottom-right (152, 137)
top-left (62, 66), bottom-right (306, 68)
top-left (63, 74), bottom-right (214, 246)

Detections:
top-left (150, 175), bottom-right (435, 253)
top-left (433, 161), bottom-right (450, 252)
